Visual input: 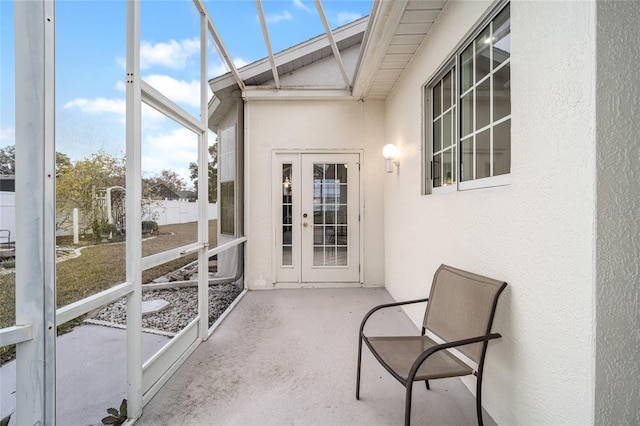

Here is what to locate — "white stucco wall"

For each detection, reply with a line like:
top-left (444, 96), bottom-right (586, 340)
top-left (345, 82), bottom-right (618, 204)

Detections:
top-left (277, 45), bottom-right (362, 87)
top-left (595, 1), bottom-right (640, 423)
top-left (382, 1), bottom-right (596, 424)
top-left (244, 99), bottom-right (385, 289)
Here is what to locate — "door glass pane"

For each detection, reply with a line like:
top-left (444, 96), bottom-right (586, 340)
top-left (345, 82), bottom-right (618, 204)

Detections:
top-left (312, 163), bottom-right (348, 267)
top-left (336, 163), bottom-right (348, 183)
top-left (493, 120), bottom-right (511, 176)
top-left (282, 164), bottom-right (293, 266)
top-left (476, 129), bottom-right (491, 179)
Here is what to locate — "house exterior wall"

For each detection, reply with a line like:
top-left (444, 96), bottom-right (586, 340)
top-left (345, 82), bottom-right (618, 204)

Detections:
top-left (595, 1), bottom-right (640, 423)
top-left (276, 45), bottom-right (362, 87)
top-left (244, 99), bottom-right (385, 289)
top-left (382, 1), bottom-right (597, 424)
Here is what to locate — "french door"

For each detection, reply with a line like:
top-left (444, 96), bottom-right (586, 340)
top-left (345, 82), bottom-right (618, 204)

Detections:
top-left (275, 152), bottom-right (360, 284)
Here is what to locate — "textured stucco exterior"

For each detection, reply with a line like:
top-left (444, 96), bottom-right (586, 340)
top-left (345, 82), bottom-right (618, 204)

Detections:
top-left (243, 99), bottom-right (386, 289)
top-left (595, 1), bottom-right (640, 423)
top-left (382, 1), bottom-right (598, 424)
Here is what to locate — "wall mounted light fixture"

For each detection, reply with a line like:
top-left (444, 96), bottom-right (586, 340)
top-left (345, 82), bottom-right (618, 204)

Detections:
top-left (382, 144), bottom-right (399, 173)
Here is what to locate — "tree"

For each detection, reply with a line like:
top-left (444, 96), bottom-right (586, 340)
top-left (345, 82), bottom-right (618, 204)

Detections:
top-left (0, 145), bottom-right (72, 176)
top-left (189, 142), bottom-right (217, 203)
top-left (56, 152), bottom-right (72, 176)
top-left (56, 151), bottom-right (126, 234)
top-left (0, 145), bottom-right (15, 174)
top-left (144, 169), bottom-right (187, 193)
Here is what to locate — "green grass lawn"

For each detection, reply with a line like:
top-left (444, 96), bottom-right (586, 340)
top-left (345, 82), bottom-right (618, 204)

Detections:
top-left (0, 221), bottom-right (218, 364)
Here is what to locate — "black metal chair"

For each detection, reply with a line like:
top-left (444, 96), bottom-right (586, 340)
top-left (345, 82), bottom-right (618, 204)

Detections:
top-left (356, 264), bottom-right (507, 426)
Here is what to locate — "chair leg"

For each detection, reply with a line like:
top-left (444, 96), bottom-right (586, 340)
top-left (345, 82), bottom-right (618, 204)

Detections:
top-left (424, 380), bottom-right (430, 390)
top-left (476, 374), bottom-right (484, 426)
top-left (356, 336), bottom-right (363, 400)
top-left (404, 382), bottom-right (413, 426)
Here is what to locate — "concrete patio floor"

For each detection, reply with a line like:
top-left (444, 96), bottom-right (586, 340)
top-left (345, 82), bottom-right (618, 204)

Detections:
top-left (137, 288), bottom-right (497, 425)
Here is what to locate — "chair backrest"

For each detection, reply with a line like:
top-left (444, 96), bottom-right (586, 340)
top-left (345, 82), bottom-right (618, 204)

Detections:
top-left (422, 264), bottom-right (507, 365)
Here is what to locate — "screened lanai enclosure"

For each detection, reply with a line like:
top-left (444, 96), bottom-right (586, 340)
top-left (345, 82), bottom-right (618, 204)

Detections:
top-left (0, 0), bottom-right (253, 423)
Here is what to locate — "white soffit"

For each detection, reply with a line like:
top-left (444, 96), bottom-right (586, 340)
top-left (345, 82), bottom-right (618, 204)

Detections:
top-left (353, 0), bottom-right (447, 100)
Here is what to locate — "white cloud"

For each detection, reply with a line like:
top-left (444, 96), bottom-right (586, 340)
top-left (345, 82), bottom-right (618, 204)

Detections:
top-left (0, 127), bottom-right (14, 144)
top-left (64, 98), bottom-right (126, 116)
top-left (335, 11), bottom-right (362, 26)
top-left (143, 74), bottom-right (201, 108)
top-left (292, 0), bottom-right (312, 12)
top-left (209, 57), bottom-right (250, 78)
top-left (115, 81), bottom-right (126, 93)
top-left (265, 10), bottom-right (293, 24)
top-left (140, 38), bottom-right (200, 70)
top-left (142, 128), bottom-right (198, 182)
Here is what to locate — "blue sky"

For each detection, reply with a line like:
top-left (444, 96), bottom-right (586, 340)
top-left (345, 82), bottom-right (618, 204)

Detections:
top-left (0, 0), bottom-right (372, 186)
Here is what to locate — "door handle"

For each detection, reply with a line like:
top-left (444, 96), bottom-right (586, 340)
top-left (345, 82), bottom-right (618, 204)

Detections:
top-left (303, 222), bottom-right (309, 227)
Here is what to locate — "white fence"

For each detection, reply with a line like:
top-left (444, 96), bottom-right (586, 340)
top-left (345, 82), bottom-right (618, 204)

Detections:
top-left (0, 193), bottom-right (217, 238)
top-left (147, 200), bottom-right (218, 226)
top-left (0, 192), bottom-right (16, 242)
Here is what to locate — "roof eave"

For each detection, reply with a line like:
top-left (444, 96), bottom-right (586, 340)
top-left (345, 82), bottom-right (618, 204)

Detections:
top-left (351, 0), bottom-right (409, 100)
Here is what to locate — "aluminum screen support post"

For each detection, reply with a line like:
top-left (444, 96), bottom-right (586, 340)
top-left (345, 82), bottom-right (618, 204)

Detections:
top-left (14, 0), bottom-right (57, 423)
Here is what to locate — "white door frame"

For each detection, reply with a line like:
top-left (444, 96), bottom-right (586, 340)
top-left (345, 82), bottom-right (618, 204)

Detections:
top-left (272, 150), bottom-right (363, 287)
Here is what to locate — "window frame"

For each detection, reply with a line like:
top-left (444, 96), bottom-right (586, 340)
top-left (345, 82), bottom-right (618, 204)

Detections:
top-left (424, 57), bottom-right (457, 195)
top-left (423, 0), bottom-right (510, 194)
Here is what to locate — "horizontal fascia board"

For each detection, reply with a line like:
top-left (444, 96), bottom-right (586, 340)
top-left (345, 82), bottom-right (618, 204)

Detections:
top-left (242, 87), bottom-right (354, 101)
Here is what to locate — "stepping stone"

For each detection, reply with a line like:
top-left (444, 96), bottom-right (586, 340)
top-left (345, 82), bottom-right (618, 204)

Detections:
top-left (142, 299), bottom-right (170, 315)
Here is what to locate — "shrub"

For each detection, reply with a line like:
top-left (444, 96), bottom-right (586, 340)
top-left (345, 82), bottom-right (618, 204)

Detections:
top-left (98, 222), bottom-right (118, 235)
top-left (142, 220), bottom-right (158, 234)
top-left (1, 259), bottom-right (15, 269)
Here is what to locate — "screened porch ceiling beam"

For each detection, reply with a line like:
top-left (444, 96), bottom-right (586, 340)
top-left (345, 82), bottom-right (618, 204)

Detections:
top-left (255, 0), bottom-right (281, 89)
top-left (314, 0), bottom-right (352, 89)
top-left (193, 0), bottom-right (245, 90)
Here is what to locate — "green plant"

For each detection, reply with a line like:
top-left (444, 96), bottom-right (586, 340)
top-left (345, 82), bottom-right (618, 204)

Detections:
top-left (141, 220), bottom-right (158, 234)
top-left (101, 399), bottom-right (127, 425)
top-left (1, 259), bottom-right (15, 269)
top-left (98, 222), bottom-right (118, 235)
top-left (1, 413), bottom-right (11, 426)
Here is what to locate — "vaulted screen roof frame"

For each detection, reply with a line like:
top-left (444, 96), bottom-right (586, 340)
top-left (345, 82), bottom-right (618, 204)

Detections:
top-left (208, 0), bottom-right (353, 93)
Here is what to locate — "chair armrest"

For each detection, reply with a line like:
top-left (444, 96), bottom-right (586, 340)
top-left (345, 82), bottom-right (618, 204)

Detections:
top-left (359, 298), bottom-right (428, 337)
top-left (406, 333), bottom-right (502, 382)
